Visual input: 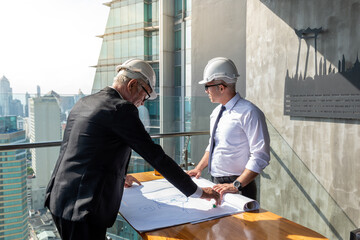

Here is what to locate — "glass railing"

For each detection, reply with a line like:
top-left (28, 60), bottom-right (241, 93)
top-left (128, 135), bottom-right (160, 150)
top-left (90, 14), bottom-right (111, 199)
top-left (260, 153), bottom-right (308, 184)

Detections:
top-left (0, 130), bottom-right (208, 240)
top-left (263, 119), bottom-right (356, 240)
top-left (0, 93), bottom-right (215, 239)
top-left (1, 93), bottom-right (354, 240)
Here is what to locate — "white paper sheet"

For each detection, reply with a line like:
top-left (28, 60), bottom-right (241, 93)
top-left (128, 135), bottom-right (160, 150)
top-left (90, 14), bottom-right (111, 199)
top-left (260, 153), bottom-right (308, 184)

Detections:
top-left (119, 177), bottom-right (259, 232)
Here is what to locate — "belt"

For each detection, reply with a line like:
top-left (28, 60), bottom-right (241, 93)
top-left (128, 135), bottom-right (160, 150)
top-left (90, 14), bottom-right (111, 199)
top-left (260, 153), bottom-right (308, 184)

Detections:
top-left (212, 175), bottom-right (239, 184)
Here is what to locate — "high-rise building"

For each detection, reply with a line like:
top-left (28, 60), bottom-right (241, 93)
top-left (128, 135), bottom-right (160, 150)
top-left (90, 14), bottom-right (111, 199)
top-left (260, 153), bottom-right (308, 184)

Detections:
top-left (9, 99), bottom-right (24, 117)
top-left (0, 116), bottom-right (29, 239)
top-left (0, 76), bottom-right (13, 116)
top-left (92, 0), bottom-right (161, 173)
top-left (24, 92), bottom-right (30, 118)
top-left (28, 93), bottom-right (61, 210)
top-left (91, 0), bottom-right (195, 169)
top-left (36, 86), bottom-right (41, 98)
top-left (0, 76), bottom-right (24, 118)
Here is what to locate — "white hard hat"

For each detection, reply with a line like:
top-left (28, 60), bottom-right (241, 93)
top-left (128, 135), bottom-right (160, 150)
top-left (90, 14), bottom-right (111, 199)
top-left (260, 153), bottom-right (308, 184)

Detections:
top-left (199, 57), bottom-right (240, 84)
top-left (116, 59), bottom-right (157, 100)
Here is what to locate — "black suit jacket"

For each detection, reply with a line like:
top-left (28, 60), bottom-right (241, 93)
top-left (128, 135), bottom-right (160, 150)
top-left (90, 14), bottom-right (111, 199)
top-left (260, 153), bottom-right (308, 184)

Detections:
top-left (45, 87), bottom-right (197, 227)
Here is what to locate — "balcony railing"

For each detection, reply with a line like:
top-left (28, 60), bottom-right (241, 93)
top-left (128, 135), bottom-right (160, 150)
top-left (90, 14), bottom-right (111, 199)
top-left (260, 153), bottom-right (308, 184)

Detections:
top-left (0, 131), bottom-right (208, 170)
top-left (0, 130), bottom-right (209, 240)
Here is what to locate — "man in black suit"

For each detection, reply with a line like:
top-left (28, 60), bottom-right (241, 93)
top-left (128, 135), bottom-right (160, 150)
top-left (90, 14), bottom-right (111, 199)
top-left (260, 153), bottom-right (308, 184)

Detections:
top-left (45, 59), bottom-right (220, 240)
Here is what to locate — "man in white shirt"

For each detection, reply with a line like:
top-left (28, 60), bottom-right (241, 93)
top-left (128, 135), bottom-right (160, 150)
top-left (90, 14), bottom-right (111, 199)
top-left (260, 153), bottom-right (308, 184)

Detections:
top-left (187, 57), bottom-right (270, 200)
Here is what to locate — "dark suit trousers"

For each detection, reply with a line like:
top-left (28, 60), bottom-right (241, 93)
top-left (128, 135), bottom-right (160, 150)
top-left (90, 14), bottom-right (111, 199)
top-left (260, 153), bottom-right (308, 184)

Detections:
top-left (51, 214), bottom-right (107, 240)
top-left (211, 175), bottom-right (257, 200)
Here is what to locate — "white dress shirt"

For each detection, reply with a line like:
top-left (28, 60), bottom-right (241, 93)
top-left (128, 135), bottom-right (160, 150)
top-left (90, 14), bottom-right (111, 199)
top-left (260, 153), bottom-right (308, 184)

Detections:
top-left (206, 93), bottom-right (270, 177)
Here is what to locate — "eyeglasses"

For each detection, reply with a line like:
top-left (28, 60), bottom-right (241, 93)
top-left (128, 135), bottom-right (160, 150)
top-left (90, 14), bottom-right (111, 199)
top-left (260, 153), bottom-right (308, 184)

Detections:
top-left (140, 84), bottom-right (151, 101)
top-left (204, 83), bottom-right (226, 91)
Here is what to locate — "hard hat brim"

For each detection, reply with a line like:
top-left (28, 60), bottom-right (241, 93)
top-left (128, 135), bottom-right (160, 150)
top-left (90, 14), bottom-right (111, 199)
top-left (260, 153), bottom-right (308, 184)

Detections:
top-left (198, 79), bottom-right (209, 84)
top-left (198, 77), bottom-right (238, 85)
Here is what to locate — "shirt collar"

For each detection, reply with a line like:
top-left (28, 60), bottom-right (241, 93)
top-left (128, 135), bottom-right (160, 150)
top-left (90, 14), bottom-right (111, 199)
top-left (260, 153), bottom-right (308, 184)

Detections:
top-left (224, 92), bottom-right (241, 111)
top-left (109, 86), bottom-right (123, 99)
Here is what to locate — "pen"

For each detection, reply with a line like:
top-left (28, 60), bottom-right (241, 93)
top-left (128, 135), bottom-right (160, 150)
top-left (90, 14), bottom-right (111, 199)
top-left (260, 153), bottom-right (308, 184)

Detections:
top-left (210, 199), bottom-right (217, 208)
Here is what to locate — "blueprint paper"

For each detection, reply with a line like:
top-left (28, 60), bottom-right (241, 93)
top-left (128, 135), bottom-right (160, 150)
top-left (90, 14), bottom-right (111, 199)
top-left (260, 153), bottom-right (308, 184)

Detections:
top-left (119, 177), bottom-right (259, 232)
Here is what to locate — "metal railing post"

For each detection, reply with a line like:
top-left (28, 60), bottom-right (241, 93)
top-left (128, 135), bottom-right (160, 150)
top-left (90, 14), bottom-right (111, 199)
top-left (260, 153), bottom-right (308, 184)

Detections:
top-left (179, 135), bottom-right (196, 170)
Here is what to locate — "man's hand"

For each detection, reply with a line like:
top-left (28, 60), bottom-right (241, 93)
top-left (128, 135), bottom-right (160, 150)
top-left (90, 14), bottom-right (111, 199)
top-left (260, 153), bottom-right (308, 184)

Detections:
top-left (200, 187), bottom-right (221, 206)
top-left (186, 168), bottom-right (202, 179)
top-left (212, 183), bottom-right (238, 198)
top-left (124, 175), bottom-right (141, 188)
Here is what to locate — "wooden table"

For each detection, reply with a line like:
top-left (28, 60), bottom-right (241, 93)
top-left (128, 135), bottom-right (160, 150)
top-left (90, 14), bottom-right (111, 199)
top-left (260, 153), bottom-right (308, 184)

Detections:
top-left (126, 171), bottom-right (328, 240)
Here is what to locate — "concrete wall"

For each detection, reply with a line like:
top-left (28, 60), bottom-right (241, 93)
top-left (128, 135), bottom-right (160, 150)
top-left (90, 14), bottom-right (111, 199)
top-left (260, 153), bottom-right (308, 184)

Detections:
top-left (246, 1), bottom-right (360, 239)
top-left (191, 0), bottom-right (247, 98)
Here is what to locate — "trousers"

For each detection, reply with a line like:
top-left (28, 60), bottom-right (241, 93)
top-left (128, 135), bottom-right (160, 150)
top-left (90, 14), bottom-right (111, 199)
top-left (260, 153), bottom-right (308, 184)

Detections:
top-left (51, 213), bottom-right (107, 240)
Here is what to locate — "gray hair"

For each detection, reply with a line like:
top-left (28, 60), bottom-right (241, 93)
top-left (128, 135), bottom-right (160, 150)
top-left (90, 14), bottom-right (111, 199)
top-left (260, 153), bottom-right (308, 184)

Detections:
top-left (113, 73), bottom-right (131, 85)
top-left (113, 72), bottom-right (144, 92)
top-left (214, 79), bottom-right (236, 92)
top-left (226, 82), bottom-right (236, 92)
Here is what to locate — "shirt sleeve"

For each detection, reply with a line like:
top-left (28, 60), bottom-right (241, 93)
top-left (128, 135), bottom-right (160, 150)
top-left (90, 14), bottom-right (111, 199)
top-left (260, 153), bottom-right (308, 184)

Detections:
top-left (243, 108), bottom-right (270, 173)
top-left (205, 138), bottom-right (211, 152)
top-left (189, 186), bottom-right (203, 198)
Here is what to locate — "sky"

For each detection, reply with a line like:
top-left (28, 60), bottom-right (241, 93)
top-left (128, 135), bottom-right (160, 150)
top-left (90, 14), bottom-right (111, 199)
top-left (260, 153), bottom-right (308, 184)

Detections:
top-left (0, 0), bottom-right (109, 97)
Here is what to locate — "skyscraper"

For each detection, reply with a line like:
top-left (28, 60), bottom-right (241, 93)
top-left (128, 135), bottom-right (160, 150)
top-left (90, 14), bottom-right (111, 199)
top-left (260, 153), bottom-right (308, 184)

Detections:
top-left (0, 76), bottom-right (24, 118)
top-left (92, 0), bottom-right (161, 173)
top-left (24, 92), bottom-right (30, 118)
top-left (28, 93), bottom-right (61, 210)
top-left (0, 76), bottom-right (12, 116)
top-left (91, 0), bottom-right (194, 168)
top-left (0, 116), bottom-right (29, 239)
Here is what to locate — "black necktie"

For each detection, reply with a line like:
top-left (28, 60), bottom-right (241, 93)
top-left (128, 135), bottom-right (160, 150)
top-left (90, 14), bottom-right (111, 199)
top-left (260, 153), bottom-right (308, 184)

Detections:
top-left (208, 105), bottom-right (226, 173)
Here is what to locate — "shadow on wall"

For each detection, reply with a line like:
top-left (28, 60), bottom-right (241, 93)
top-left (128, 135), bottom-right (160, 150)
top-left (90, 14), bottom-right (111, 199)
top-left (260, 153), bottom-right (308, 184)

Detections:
top-left (284, 49), bottom-right (360, 120)
top-left (258, 1), bottom-right (360, 120)
top-left (259, 0), bottom-right (360, 68)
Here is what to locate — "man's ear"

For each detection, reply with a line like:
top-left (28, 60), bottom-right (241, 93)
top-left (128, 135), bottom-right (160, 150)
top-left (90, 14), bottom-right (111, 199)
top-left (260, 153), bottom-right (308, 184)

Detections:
top-left (127, 79), bottom-right (137, 91)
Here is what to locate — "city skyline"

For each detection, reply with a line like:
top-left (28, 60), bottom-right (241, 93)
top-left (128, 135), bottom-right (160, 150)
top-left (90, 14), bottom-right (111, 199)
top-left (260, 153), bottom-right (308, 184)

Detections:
top-left (0, 75), bottom-right (86, 116)
top-left (0, 0), bottom-right (109, 95)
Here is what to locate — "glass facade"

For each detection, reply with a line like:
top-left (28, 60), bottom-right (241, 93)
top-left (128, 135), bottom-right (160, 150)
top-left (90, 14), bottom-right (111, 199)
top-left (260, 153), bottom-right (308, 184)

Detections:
top-left (92, 0), bottom-right (160, 177)
top-left (0, 116), bottom-right (28, 240)
top-left (0, 117), bottom-right (17, 134)
top-left (173, 0), bottom-right (193, 162)
top-left (92, 0), bottom-right (196, 165)
top-left (92, 0), bottom-right (159, 94)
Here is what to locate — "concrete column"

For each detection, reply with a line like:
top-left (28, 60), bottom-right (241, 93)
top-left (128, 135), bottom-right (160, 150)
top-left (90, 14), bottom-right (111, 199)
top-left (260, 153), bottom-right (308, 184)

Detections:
top-left (159, 0), bottom-right (176, 159)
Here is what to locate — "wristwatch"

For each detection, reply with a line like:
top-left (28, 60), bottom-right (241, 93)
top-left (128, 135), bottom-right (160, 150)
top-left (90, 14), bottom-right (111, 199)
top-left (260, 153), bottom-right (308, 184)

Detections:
top-left (233, 180), bottom-right (243, 191)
